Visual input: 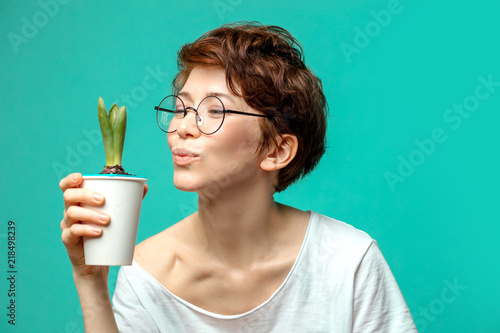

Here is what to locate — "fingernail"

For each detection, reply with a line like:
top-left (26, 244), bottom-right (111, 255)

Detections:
top-left (92, 227), bottom-right (102, 234)
top-left (98, 213), bottom-right (108, 222)
top-left (93, 193), bottom-right (103, 202)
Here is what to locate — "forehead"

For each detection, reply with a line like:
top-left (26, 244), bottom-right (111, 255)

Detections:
top-left (180, 67), bottom-right (228, 94)
top-left (179, 67), bottom-right (247, 109)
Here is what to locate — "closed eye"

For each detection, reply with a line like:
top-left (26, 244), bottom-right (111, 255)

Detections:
top-left (207, 109), bottom-right (224, 117)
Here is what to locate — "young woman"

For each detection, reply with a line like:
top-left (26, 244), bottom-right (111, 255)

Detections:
top-left (60, 22), bottom-right (417, 332)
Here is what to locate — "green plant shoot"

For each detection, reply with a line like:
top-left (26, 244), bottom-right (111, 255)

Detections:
top-left (98, 97), bottom-right (127, 166)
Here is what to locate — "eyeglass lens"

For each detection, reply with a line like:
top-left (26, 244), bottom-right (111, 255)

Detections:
top-left (157, 95), bottom-right (225, 134)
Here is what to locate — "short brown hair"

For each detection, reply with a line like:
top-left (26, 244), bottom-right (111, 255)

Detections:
top-left (173, 22), bottom-right (328, 192)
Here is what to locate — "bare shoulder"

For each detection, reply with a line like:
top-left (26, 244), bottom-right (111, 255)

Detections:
top-left (134, 214), bottom-right (196, 277)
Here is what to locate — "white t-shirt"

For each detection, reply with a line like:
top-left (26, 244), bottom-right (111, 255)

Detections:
top-left (112, 212), bottom-right (417, 332)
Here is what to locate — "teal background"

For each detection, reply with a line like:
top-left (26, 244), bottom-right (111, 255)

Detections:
top-left (1, 0), bottom-right (499, 332)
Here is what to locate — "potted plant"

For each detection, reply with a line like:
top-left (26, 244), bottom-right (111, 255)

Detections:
top-left (81, 97), bottom-right (147, 266)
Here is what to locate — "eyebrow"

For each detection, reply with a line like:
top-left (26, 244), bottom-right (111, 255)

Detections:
top-left (177, 91), bottom-right (236, 104)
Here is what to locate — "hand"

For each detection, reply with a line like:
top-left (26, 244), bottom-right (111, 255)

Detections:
top-left (60, 172), bottom-right (109, 278)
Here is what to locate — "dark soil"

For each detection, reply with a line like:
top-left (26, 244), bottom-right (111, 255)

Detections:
top-left (100, 165), bottom-right (132, 175)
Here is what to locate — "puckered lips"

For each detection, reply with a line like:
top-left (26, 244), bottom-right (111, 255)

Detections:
top-left (172, 148), bottom-right (200, 166)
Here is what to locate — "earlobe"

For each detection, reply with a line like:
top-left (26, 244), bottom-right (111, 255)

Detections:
top-left (260, 134), bottom-right (298, 171)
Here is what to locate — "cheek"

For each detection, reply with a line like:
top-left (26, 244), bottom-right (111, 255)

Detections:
top-left (214, 121), bottom-right (261, 157)
top-left (208, 124), bottom-right (263, 175)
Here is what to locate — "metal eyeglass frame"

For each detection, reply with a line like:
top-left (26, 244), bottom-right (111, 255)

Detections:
top-left (155, 95), bottom-right (273, 135)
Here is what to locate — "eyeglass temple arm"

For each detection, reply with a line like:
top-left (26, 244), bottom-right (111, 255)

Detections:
top-left (225, 109), bottom-right (273, 119)
top-left (154, 106), bottom-right (171, 112)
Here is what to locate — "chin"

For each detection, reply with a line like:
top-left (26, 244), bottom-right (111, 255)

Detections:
top-left (172, 172), bottom-right (206, 192)
top-left (173, 179), bottom-right (199, 193)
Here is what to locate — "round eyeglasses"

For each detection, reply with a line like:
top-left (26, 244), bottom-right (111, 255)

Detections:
top-left (155, 95), bottom-right (273, 135)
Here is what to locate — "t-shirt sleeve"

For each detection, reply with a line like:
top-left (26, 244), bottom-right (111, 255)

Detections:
top-left (352, 241), bottom-right (418, 333)
top-left (112, 267), bottom-right (160, 333)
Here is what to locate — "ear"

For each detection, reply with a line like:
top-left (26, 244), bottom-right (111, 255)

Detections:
top-left (260, 134), bottom-right (298, 172)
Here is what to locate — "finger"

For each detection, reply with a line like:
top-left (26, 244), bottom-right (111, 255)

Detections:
top-left (59, 173), bottom-right (82, 192)
top-left (63, 188), bottom-right (105, 210)
top-left (61, 223), bottom-right (102, 247)
top-left (143, 184), bottom-right (149, 199)
top-left (61, 206), bottom-right (110, 230)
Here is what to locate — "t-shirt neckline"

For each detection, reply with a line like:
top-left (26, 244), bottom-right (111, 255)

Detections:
top-left (131, 211), bottom-right (317, 320)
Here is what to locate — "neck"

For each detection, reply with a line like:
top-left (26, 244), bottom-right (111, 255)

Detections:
top-left (194, 180), bottom-right (287, 268)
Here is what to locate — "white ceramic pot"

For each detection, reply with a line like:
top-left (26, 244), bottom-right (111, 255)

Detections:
top-left (81, 174), bottom-right (147, 266)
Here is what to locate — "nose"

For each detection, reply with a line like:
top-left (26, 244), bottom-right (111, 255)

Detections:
top-left (176, 108), bottom-right (201, 138)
